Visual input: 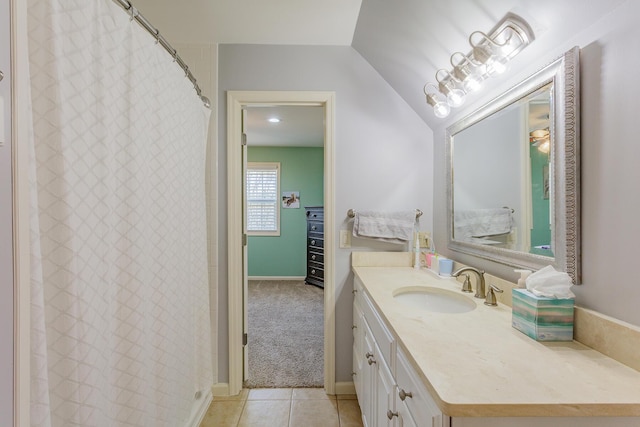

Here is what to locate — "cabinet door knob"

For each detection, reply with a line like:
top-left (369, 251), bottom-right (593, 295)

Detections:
top-left (365, 352), bottom-right (373, 359)
top-left (352, 289), bottom-right (358, 294)
top-left (399, 389), bottom-right (413, 400)
top-left (352, 325), bottom-right (357, 329)
top-left (387, 410), bottom-right (398, 420)
top-left (367, 357), bottom-right (376, 365)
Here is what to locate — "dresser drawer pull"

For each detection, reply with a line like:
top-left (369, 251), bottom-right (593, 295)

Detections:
top-left (311, 240), bottom-right (316, 245)
top-left (387, 410), bottom-right (398, 420)
top-left (399, 389), bottom-right (413, 400)
top-left (311, 254), bottom-right (316, 260)
top-left (311, 269), bottom-right (316, 275)
top-left (311, 225), bottom-right (317, 230)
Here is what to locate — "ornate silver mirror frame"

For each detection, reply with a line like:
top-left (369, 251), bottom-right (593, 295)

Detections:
top-left (446, 46), bottom-right (580, 283)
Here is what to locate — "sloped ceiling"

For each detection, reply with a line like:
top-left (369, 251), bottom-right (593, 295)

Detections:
top-left (133, 0), bottom-right (626, 131)
top-left (353, 0), bottom-right (626, 129)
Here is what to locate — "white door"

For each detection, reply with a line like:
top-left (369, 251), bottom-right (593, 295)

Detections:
top-left (242, 108), bottom-right (249, 381)
top-left (0, 0), bottom-right (14, 423)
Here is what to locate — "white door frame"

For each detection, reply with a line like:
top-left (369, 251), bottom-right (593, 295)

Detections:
top-left (227, 90), bottom-right (336, 396)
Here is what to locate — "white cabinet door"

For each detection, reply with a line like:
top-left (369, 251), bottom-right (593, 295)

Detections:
top-left (361, 321), bottom-right (376, 427)
top-left (373, 339), bottom-right (395, 427)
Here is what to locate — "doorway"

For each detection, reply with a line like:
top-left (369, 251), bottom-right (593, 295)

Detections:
top-left (244, 105), bottom-right (324, 388)
top-left (226, 91), bottom-right (336, 396)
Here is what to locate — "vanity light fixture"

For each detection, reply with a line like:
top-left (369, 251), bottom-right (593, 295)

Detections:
top-left (424, 13), bottom-right (534, 118)
top-left (530, 128), bottom-right (550, 153)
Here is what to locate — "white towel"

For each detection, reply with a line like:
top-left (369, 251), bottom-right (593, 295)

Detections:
top-left (352, 210), bottom-right (416, 244)
top-left (454, 208), bottom-right (513, 238)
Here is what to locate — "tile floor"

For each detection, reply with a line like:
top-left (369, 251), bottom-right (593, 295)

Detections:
top-left (199, 388), bottom-right (364, 427)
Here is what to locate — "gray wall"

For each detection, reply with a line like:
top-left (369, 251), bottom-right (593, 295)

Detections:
top-left (433, 0), bottom-right (640, 327)
top-left (218, 45), bottom-right (434, 383)
top-left (1, 0), bottom-right (13, 422)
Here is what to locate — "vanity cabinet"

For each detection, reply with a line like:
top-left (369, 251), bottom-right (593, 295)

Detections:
top-left (353, 263), bottom-right (640, 427)
top-left (353, 276), bottom-right (446, 427)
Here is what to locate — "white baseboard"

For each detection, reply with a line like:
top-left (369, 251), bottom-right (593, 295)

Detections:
top-left (211, 382), bottom-right (230, 397)
top-left (248, 276), bottom-right (306, 281)
top-left (334, 381), bottom-right (356, 396)
top-left (186, 389), bottom-right (212, 427)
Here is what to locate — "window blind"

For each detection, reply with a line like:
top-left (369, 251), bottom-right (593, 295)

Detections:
top-left (246, 163), bottom-right (280, 234)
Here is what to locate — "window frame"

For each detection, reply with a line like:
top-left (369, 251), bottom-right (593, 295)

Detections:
top-left (245, 161), bottom-right (281, 236)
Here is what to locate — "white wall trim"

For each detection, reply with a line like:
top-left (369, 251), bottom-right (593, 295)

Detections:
top-left (211, 382), bottom-right (230, 397)
top-left (334, 381), bottom-right (356, 396)
top-left (185, 390), bottom-right (212, 427)
top-left (227, 90), bottom-right (336, 396)
top-left (247, 276), bottom-right (306, 281)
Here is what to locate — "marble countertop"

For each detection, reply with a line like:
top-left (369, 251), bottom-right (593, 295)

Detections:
top-left (352, 260), bottom-right (640, 417)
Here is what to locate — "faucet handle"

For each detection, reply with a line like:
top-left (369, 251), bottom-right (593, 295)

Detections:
top-left (461, 274), bottom-right (473, 293)
top-left (484, 284), bottom-right (503, 306)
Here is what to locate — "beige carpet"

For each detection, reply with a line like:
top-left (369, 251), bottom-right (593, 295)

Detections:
top-left (245, 280), bottom-right (324, 388)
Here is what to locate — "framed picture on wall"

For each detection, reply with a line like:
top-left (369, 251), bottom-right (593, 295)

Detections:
top-left (282, 191), bottom-right (300, 208)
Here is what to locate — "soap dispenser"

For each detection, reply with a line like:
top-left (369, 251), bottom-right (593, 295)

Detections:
top-left (514, 269), bottom-right (532, 289)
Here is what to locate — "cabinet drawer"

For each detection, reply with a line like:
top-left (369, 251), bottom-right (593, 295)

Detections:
top-left (360, 288), bottom-right (395, 371)
top-left (308, 251), bottom-right (324, 264)
top-left (308, 237), bottom-right (324, 249)
top-left (307, 265), bottom-right (324, 280)
top-left (307, 221), bottom-right (324, 233)
top-left (396, 347), bottom-right (443, 427)
top-left (306, 209), bottom-right (324, 221)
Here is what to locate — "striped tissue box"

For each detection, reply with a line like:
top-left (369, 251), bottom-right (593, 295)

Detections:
top-left (511, 289), bottom-right (574, 341)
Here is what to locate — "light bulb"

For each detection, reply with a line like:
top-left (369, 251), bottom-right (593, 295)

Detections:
top-left (487, 54), bottom-right (509, 76)
top-left (446, 88), bottom-right (466, 107)
top-left (537, 139), bottom-right (550, 153)
top-left (462, 73), bottom-right (483, 93)
top-left (433, 100), bottom-right (451, 118)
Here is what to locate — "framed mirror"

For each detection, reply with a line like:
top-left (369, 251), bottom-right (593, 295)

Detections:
top-left (446, 46), bottom-right (580, 283)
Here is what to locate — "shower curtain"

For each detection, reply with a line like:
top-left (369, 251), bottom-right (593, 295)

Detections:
top-left (27, 1), bottom-right (213, 426)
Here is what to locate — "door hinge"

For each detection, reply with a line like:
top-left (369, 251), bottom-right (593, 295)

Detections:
top-left (242, 233), bottom-right (248, 246)
top-left (241, 133), bottom-right (247, 146)
top-left (243, 333), bottom-right (248, 346)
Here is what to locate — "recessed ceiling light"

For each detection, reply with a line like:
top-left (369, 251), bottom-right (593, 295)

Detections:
top-left (267, 118), bottom-right (281, 123)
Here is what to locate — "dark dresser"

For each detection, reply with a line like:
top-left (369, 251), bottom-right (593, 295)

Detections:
top-left (305, 206), bottom-right (324, 288)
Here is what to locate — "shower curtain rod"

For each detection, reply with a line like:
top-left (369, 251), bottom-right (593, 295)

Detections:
top-left (113, 0), bottom-right (211, 109)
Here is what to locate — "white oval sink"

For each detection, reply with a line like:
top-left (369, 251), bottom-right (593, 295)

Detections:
top-left (393, 286), bottom-right (476, 314)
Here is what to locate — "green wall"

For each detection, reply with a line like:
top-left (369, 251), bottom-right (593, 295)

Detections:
top-left (530, 147), bottom-right (552, 256)
top-left (247, 146), bottom-right (324, 277)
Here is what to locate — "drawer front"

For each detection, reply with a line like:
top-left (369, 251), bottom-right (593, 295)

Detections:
top-left (396, 347), bottom-right (442, 426)
top-left (308, 251), bottom-right (324, 264)
top-left (360, 289), bottom-right (395, 370)
top-left (307, 221), bottom-right (324, 234)
top-left (307, 265), bottom-right (324, 280)
top-left (306, 209), bottom-right (324, 221)
top-left (308, 237), bottom-right (324, 249)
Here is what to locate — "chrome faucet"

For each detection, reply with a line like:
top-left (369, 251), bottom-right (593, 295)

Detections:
top-left (452, 267), bottom-right (486, 299)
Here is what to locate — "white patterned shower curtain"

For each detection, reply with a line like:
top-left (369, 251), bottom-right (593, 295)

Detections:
top-left (27, 1), bottom-right (213, 426)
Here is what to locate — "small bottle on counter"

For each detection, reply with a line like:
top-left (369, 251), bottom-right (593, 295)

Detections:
top-left (514, 269), bottom-right (532, 288)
